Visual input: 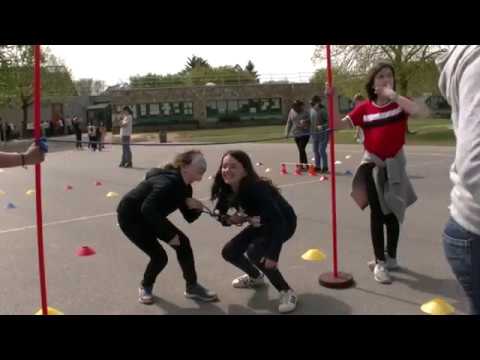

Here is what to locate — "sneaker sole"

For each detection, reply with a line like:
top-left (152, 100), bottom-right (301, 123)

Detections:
top-left (374, 276), bottom-right (392, 284)
top-left (278, 304), bottom-right (297, 314)
top-left (184, 292), bottom-right (218, 302)
top-left (138, 298), bottom-right (154, 305)
top-left (232, 282), bottom-right (265, 289)
top-left (368, 261), bottom-right (400, 272)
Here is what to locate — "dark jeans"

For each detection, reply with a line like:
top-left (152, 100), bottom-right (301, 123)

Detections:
top-left (311, 131), bottom-right (329, 170)
top-left (443, 216), bottom-right (480, 315)
top-left (121, 135), bottom-right (132, 165)
top-left (365, 163), bottom-right (400, 262)
top-left (294, 135), bottom-right (310, 166)
top-left (118, 214), bottom-right (197, 288)
top-left (221, 224), bottom-right (295, 292)
top-left (75, 131), bottom-right (82, 148)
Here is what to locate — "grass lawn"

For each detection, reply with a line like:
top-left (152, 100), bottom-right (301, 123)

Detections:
top-left (119, 118), bottom-right (455, 146)
top-left (169, 118), bottom-right (455, 146)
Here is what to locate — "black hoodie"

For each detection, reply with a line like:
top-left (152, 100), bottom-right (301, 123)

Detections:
top-left (117, 168), bottom-right (201, 233)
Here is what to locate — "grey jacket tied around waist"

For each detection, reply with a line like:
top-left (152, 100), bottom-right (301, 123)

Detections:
top-left (351, 149), bottom-right (417, 224)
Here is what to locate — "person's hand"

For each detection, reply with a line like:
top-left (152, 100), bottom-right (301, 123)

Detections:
top-left (24, 143), bottom-right (45, 165)
top-left (261, 257), bottom-right (278, 269)
top-left (248, 216), bottom-right (261, 227)
top-left (185, 198), bottom-right (204, 211)
top-left (375, 86), bottom-right (397, 101)
top-left (229, 214), bottom-right (247, 226)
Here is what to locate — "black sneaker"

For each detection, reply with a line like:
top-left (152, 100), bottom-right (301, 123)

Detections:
top-left (184, 283), bottom-right (218, 302)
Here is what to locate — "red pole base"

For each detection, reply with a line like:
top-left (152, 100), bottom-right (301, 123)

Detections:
top-left (319, 272), bottom-right (355, 289)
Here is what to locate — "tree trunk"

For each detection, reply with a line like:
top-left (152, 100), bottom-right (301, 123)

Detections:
top-left (398, 75), bottom-right (409, 96)
top-left (21, 104), bottom-right (29, 139)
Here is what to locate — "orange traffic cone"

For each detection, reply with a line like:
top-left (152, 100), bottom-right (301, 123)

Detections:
top-left (280, 163), bottom-right (288, 175)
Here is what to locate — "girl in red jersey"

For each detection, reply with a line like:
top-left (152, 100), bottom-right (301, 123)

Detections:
top-left (337, 62), bottom-right (428, 284)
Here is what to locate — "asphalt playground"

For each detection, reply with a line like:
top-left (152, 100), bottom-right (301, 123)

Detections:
top-left (0, 135), bottom-right (465, 315)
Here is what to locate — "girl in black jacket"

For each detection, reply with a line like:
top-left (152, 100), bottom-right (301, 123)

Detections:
top-left (211, 150), bottom-right (298, 313)
top-left (117, 150), bottom-right (217, 304)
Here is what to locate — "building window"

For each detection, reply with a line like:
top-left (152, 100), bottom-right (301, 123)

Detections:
top-left (149, 104), bottom-right (160, 115)
top-left (140, 104), bottom-right (147, 116)
top-left (217, 101), bottom-right (227, 114)
top-left (228, 100), bottom-right (238, 112)
top-left (272, 98), bottom-right (281, 109)
top-left (184, 102), bottom-right (193, 115)
top-left (161, 103), bottom-right (171, 116)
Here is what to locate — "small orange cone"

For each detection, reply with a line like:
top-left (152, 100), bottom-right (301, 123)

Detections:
top-left (66, 185), bottom-right (73, 190)
top-left (95, 181), bottom-right (102, 186)
top-left (308, 164), bottom-right (317, 176)
top-left (280, 163), bottom-right (288, 175)
top-left (293, 165), bottom-right (302, 176)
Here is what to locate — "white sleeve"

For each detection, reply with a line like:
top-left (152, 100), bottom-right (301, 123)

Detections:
top-left (456, 55), bottom-right (480, 202)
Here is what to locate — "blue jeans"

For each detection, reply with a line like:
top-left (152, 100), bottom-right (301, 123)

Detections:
top-left (442, 216), bottom-right (480, 315)
top-left (121, 135), bottom-right (132, 165)
top-left (311, 130), bottom-right (329, 169)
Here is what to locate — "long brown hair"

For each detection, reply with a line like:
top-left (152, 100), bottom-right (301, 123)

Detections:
top-left (210, 150), bottom-right (279, 201)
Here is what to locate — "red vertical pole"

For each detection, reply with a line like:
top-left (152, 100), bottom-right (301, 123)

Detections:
top-left (326, 45), bottom-right (338, 278)
top-left (33, 45), bottom-right (48, 315)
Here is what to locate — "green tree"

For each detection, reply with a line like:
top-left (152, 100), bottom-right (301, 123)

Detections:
top-left (312, 45), bottom-right (447, 95)
top-left (0, 45), bottom-right (76, 137)
top-left (74, 78), bottom-right (107, 95)
top-left (310, 68), bottom-right (366, 99)
top-left (185, 55), bottom-right (210, 71)
top-left (245, 60), bottom-right (259, 83)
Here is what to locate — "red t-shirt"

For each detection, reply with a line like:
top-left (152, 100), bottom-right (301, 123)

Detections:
top-left (347, 100), bottom-right (409, 160)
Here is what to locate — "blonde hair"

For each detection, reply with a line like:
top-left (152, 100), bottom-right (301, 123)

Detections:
top-left (164, 150), bottom-right (206, 172)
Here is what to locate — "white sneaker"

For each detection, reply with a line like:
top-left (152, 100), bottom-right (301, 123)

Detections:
top-left (373, 262), bottom-right (392, 284)
top-left (368, 255), bottom-right (399, 272)
top-left (278, 289), bottom-right (298, 313)
top-left (385, 254), bottom-right (399, 270)
top-left (232, 273), bottom-right (265, 289)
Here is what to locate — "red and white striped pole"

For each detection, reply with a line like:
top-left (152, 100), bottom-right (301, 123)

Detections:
top-left (33, 44), bottom-right (49, 314)
top-left (318, 45), bottom-right (354, 289)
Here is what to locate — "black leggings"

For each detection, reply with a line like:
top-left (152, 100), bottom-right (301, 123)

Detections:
top-left (365, 164), bottom-right (400, 262)
top-left (294, 135), bottom-right (310, 166)
top-left (222, 226), bottom-right (293, 292)
top-left (118, 215), bottom-right (197, 288)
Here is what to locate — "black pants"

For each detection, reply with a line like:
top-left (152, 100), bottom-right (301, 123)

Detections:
top-left (294, 135), bottom-right (310, 166)
top-left (118, 214), bottom-right (197, 288)
top-left (75, 131), bottom-right (82, 148)
top-left (365, 163), bottom-right (400, 262)
top-left (222, 226), bottom-right (293, 292)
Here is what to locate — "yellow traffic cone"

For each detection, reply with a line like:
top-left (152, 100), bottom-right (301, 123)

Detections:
top-left (421, 298), bottom-right (455, 315)
top-left (301, 249), bottom-right (326, 262)
top-left (35, 307), bottom-right (64, 315)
